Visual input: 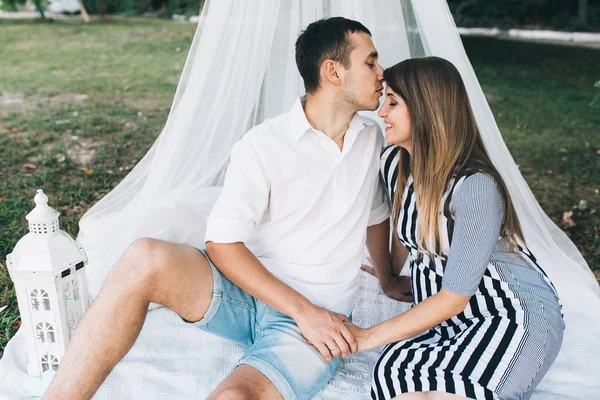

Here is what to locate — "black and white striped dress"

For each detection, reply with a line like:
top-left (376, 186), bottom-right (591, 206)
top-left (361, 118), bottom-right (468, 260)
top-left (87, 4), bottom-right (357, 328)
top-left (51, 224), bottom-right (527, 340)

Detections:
top-left (372, 145), bottom-right (565, 400)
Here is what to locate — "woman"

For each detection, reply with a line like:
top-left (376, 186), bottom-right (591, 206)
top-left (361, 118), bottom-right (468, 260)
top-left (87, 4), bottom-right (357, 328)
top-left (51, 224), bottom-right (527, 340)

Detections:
top-left (346, 57), bottom-right (564, 400)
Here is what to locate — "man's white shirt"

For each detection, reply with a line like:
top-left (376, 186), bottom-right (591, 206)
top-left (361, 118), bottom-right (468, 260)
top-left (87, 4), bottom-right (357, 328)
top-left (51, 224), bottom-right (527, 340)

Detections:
top-left (205, 98), bottom-right (390, 315)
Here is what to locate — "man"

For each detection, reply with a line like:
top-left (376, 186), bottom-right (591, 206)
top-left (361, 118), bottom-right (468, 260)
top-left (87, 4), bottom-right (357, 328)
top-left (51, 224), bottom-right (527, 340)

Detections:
top-left (44, 17), bottom-right (391, 400)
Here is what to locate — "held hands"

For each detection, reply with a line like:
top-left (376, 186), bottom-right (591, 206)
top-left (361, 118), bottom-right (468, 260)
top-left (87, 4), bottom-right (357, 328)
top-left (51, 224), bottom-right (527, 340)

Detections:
top-left (361, 264), bottom-right (414, 303)
top-left (342, 321), bottom-right (377, 353)
top-left (293, 304), bottom-right (357, 362)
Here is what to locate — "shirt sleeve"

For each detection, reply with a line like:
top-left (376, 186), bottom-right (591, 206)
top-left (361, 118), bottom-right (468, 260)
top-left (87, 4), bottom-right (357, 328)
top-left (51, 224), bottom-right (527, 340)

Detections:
top-left (368, 131), bottom-right (391, 226)
top-left (368, 176), bottom-right (390, 226)
top-left (204, 135), bottom-right (269, 244)
top-left (441, 173), bottom-right (504, 296)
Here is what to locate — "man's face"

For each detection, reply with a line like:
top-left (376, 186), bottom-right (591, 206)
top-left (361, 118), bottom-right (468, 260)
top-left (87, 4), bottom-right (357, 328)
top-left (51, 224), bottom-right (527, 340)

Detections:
top-left (340, 32), bottom-right (384, 112)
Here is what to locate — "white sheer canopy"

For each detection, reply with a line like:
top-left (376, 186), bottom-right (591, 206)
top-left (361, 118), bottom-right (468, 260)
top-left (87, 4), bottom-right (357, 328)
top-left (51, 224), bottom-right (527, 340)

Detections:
top-left (1, 1), bottom-right (598, 398)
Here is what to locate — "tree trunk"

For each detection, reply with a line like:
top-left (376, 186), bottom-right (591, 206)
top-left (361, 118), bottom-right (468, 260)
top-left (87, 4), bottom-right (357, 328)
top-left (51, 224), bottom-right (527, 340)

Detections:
top-left (97, 0), bottom-right (106, 17)
top-left (77, 0), bottom-right (91, 23)
top-left (579, 0), bottom-right (588, 25)
top-left (34, 0), bottom-right (45, 19)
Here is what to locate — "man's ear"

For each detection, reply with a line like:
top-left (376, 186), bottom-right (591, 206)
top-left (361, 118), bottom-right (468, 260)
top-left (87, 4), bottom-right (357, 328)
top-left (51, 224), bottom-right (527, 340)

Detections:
top-left (321, 59), bottom-right (343, 87)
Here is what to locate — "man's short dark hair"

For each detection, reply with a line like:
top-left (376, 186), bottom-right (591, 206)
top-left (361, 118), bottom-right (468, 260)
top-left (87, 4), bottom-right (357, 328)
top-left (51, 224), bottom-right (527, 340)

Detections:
top-left (295, 17), bottom-right (371, 94)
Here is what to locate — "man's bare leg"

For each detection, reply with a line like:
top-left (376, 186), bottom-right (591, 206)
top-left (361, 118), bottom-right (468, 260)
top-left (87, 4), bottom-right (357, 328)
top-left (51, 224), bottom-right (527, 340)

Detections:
top-left (208, 365), bottom-right (283, 400)
top-left (43, 238), bottom-right (214, 400)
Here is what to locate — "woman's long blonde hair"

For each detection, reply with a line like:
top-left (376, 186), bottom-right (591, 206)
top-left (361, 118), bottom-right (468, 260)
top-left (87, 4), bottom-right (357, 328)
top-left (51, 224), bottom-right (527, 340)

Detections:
top-left (385, 57), bottom-right (524, 252)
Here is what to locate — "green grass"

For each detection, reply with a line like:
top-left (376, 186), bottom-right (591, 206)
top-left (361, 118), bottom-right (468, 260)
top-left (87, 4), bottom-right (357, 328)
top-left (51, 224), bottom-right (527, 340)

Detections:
top-left (0, 19), bottom-right (196, 357)
top-left (463, 37), bottom-right (600, 266)
top-left (0, 21), bottom-right (599, 358)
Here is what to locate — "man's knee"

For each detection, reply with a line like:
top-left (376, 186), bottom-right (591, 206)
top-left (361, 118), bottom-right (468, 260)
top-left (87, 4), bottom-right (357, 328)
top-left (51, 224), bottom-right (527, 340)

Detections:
top-left (209, 386), bottom-right (256, 400)
top-left (115, 238), bottom-right (171, 283)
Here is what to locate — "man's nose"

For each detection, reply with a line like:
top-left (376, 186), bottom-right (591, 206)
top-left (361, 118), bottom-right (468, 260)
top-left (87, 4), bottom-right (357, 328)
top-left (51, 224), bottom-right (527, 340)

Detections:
top-left (377, 64), bottom-right (384, 80)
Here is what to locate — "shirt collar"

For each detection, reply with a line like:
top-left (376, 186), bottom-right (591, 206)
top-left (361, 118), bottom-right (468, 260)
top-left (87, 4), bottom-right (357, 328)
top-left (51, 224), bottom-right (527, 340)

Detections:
top-left (289, 96), bottom-right (374, 141)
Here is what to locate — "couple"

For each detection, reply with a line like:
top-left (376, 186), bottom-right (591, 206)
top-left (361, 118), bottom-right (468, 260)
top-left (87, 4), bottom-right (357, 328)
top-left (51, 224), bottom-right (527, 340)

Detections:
top-left (43, 17), bottom-right (564, 400)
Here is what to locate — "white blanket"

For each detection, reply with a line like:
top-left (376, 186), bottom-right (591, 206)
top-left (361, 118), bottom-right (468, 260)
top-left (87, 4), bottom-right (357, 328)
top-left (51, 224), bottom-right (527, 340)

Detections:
top-left (0, 265), bottom-right (596, 399)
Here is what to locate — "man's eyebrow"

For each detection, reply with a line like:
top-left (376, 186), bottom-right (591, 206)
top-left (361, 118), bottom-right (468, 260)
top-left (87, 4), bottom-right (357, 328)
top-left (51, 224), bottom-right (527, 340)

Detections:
top-left (366, 51), bottom-right (378, 60)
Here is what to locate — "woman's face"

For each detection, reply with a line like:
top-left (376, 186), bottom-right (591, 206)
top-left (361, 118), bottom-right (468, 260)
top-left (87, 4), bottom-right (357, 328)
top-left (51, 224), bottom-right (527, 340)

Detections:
top-left (378, 86), bottom-right (412, 153)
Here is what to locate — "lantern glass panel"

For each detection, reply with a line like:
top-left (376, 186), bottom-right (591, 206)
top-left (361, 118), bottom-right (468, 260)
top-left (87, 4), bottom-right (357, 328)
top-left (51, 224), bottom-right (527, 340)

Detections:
top-left (30, 297), bottom-right (40, 311)
top-left (41, 290), bottom-right (50, 311)
top-left (41, 355), bottom-right (59, 372)
top-left (64, 285), bottom-right (72, 304)
top-left (36, 323), bottom-right (55, 343)
top-left (72, 280), bottom-right (79, 301)
top-left (36, 329), bottom-right (45, 343)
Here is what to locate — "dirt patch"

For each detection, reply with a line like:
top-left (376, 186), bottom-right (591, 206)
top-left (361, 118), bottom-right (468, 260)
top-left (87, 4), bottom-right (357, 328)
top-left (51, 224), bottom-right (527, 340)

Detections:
top-left (0, 92), bottom-right (89, 116)
top-left (62, 134), bottom-right (99, 165)
top-left (67, 145), bottom-right (96, 165)
top-left (1, 92), bottom-right (172, 117)
top-left (36, 133), bottom-right (99, 166)
top-left (122, 94), bottom-right (172, 112)
top-left (115, 29), bottom-right (163, 41)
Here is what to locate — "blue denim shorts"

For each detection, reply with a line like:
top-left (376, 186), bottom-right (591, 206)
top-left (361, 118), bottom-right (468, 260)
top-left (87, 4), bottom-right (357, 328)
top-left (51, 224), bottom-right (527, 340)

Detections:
top-left (186, 249), bottom-right (344, 400)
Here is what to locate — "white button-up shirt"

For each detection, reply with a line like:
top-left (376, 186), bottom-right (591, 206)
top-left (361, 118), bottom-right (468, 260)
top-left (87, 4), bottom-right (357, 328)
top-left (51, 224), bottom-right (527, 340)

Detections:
top-left (205, 98), bottom-right (390, 315)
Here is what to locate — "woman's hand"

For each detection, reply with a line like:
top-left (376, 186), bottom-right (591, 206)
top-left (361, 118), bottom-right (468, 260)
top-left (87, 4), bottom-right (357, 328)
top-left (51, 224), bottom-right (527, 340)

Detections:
top-left (361, 264), bottom-right (414, 303)
top-left (342, 321), bottom-right (377, 353)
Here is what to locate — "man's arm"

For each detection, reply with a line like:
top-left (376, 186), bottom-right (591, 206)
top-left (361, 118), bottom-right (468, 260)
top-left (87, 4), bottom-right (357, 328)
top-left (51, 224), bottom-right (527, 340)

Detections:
top-left (206, 242), bottom-right (357, 360)
top-left (364, 220), bottom-right (413, 302)
top-left (364, 154), bottom-right (412, 302)
top-left (204, 136), bottom-right (356, 361)
top-left (365, 219), bottom-right (391, 280)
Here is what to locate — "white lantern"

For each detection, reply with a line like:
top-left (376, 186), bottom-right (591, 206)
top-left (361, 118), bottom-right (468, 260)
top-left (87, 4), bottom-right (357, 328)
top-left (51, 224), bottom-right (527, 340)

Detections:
top-left (6, 189), bottom-right (89, 377)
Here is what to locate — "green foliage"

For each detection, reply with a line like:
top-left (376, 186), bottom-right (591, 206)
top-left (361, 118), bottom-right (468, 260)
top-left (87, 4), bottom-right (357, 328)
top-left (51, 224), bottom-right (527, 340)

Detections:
top-left (448, 0), bottom-right (600, 31)
top-left (78, 0), bottom-right (203, 17)
top-left (0, 0), bottom-right (27, 12)
top-left (1, 0), bottom-right (48, 17)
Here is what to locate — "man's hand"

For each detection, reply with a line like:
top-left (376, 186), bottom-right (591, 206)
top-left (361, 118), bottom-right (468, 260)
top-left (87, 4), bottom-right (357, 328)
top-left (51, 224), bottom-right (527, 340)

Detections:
top-left (293, 305), bottom-right (357, 362)
top-left (361, 264), bottom-right (414, 303)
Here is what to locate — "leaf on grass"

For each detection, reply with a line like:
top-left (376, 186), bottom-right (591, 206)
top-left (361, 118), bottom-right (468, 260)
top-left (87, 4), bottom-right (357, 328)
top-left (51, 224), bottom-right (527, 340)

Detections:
top-left (561, 211), bottom-right (575, 229)
top-left (83, 168), bottom-right (94, 175)
top-left (23, 163), bottom-right (37, 170)
top-left (11, 319), bottom-right (22, 330)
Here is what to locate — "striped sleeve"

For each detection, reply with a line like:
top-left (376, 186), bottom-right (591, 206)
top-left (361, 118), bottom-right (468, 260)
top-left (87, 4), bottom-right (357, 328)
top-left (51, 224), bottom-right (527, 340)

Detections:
top-left (380, 144), bottom-right (401, 201)
top-left (442, 173), bottom-right (504, 296)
